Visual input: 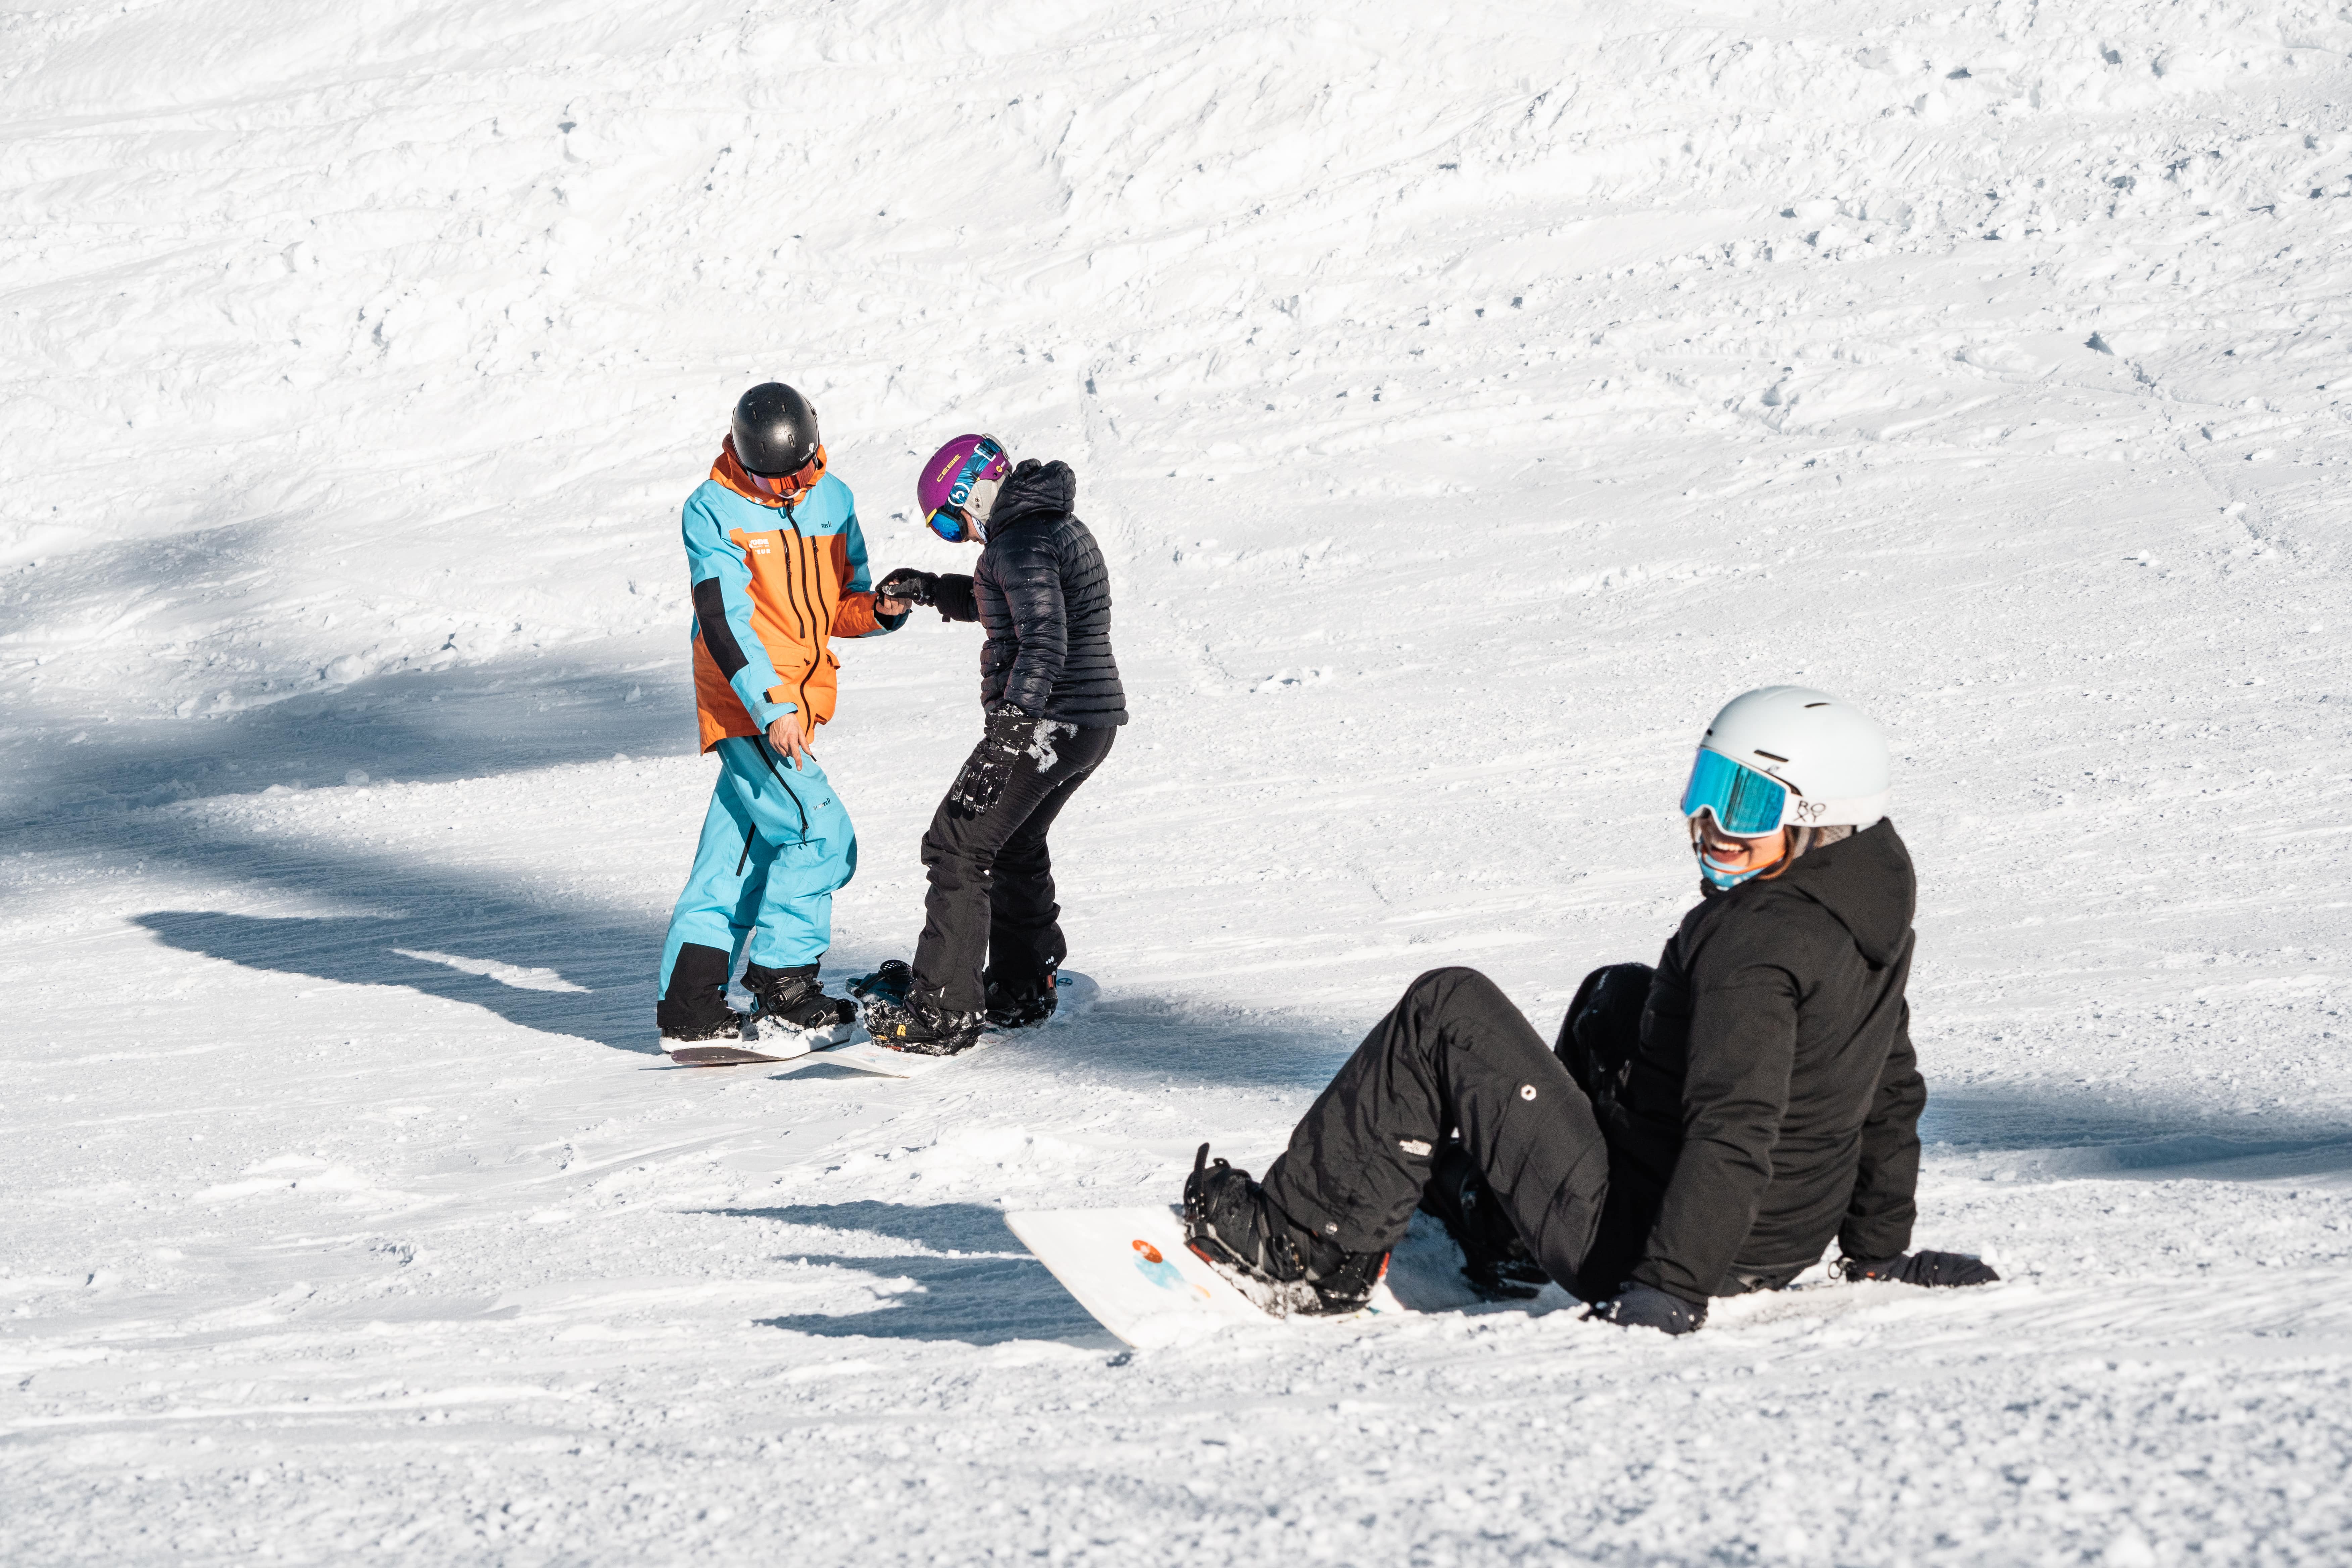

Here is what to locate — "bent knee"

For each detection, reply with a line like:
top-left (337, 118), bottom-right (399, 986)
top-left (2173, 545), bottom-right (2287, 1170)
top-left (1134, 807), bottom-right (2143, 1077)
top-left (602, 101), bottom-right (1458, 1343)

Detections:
top-left (1403, 966), bottom-right (1507, 1006)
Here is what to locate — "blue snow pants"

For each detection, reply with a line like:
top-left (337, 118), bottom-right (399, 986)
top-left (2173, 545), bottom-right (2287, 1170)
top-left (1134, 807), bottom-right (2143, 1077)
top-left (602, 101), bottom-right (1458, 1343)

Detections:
top-left (658, 737), bottom-right (858, 989)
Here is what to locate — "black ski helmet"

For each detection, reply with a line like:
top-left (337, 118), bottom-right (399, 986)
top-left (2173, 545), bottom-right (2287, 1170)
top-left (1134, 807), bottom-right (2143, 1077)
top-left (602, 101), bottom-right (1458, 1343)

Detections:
top-left (731, 382), bottom-right (821, 476)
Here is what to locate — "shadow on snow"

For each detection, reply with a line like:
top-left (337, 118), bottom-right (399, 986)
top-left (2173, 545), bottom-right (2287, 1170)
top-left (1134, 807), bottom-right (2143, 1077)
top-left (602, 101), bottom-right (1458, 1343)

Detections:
top-left (702, 1202), bottom-right (1114, 1348)
top-left (22, 645), bottom-right (2348, 1166)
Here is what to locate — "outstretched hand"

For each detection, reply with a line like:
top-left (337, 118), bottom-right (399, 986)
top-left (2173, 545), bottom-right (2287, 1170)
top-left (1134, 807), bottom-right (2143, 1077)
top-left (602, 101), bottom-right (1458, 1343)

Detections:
top-left (875, 568), bottom-right (936, 615)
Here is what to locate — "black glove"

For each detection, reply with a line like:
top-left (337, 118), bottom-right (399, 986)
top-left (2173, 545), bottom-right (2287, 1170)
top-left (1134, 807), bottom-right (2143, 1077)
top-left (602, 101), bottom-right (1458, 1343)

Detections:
top-left (1838, 1250), bottom-right (2000, 1288)
top-left (875, 568), bottom-right (936, 608)
top-left (1584, 1283), bottom-right (1706, 1335)
top-left (946, 704), bottom-right (1035, 817)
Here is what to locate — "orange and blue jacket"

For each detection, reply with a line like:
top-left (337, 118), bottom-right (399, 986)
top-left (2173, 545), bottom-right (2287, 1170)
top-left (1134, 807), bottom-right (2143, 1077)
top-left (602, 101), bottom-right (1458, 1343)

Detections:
top-left (685, 440), bottom-right (901, 753)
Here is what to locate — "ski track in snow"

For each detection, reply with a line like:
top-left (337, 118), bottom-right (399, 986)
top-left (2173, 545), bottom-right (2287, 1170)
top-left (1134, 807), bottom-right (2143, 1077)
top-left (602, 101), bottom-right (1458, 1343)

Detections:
top-left (4, 0), bottom-right (2352, 1561)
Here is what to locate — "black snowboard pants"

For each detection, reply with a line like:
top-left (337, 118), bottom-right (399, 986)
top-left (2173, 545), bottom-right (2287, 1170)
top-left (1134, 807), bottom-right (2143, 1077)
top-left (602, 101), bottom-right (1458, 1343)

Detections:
top-left (1260, 967), bottom-right (1613, 1291)
top-left (912, 722), bottom-right (1117, 1013)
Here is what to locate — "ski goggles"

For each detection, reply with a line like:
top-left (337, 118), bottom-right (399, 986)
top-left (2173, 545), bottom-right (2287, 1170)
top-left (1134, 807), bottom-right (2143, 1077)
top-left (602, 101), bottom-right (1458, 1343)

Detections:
top-left (1679, 746), bottom-right (1792, 836)
top-left (748, 445), bottom-right (827, 500)
top-left (925, 438), bottom-right (1007, 542)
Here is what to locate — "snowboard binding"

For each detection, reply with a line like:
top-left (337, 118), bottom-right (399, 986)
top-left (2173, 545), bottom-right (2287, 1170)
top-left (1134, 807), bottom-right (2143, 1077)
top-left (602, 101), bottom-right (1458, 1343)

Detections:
top-left (742, 963), bottom-right (855, 1037)
top-left (1182, 1144), bottom-right (1387, 1315)
top-left (984, 968), bottom-right (1060, 1030)
top-left (853, 961), bottom-right (985, 1056)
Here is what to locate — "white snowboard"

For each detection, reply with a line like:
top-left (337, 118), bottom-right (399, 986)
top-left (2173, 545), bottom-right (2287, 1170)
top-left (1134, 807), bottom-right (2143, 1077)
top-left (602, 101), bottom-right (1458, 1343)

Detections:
top-left (677, 971), bottom-right (1100, 1079)
top-left (1006, 1203), bottom-right (1397, 1349)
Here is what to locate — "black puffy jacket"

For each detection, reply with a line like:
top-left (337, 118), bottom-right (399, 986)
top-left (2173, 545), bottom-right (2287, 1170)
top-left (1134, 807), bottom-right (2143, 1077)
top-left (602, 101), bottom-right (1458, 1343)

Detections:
top-left (932, 458), bottom-right (1127, 727)
top-left (1577, 820), bottom-right (1926, 1303)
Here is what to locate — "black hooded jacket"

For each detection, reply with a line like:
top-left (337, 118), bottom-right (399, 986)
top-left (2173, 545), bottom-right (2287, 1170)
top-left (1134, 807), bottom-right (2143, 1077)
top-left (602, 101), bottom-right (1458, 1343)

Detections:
top-left (1579, 820), bottom-right (1926, 1303)
top-left (932, 459), bottom-right (1127, 727)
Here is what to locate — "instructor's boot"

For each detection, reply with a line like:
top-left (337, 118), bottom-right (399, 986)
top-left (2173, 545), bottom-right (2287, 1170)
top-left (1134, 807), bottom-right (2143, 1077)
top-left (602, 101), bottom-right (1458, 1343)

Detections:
top-left (1182, 1144), bottom-right (1389, 1314)
top-left (657, 942), bottom-right (747, 1043)
top-left (742, 962), bottom-right (855, 1035)
top-left (853, 963), bottom-right (985, 1056)
top-left (983, 969), bottom-right (1059, 1030)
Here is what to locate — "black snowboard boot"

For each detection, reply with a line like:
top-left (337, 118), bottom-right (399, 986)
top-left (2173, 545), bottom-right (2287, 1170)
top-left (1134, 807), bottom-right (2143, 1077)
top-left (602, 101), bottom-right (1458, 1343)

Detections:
top-left (657, 942), bottom-right (746, 1042)
top-left (983, 969), bottom-right (1059, 1030)
top-left (1182, 1144), bottom-right (1388, 1314)
top-left (742, 962), bottom-right (855, 1033)
top-left (853, 962), bottom-right (985, 1056)
top-left (1419, 1140), bottom-right (1549, 1300)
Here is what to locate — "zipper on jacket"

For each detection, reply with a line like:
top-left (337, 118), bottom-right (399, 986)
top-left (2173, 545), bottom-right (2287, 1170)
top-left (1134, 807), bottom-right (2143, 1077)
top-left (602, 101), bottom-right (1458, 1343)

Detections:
top-left (786, 516), bottom-right (824, 723)
top-left (772, 516), bottom-right (825, 723)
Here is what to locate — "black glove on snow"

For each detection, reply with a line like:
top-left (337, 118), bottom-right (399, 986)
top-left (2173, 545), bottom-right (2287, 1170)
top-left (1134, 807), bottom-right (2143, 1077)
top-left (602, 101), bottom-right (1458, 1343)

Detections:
top-left (947, 704), bottom-right (1036, 817)
top-left (875, 568), bottom-right (936, 607)
top-left (1838, 1250), bottom-right (2000, 1288)
top-left (1584, 1283), bottom-right (1707, 1335)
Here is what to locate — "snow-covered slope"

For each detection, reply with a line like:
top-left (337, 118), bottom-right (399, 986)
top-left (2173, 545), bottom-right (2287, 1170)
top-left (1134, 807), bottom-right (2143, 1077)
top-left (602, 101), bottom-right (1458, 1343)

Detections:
top-left (5, 1), bottom-right (2351, 1561)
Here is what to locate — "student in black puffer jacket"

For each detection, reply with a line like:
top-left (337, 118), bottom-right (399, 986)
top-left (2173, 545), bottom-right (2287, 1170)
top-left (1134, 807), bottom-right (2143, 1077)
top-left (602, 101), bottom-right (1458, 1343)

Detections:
top-left (860, 437), bottom-right (1127, 1053)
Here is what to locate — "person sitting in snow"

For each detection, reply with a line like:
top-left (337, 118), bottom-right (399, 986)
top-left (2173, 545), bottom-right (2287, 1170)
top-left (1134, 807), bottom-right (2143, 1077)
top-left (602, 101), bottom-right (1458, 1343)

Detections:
top-left (1181, 686), bottom-right (1998, 1332)
top-left (850, 435), bottom-right (1127, 1054)
top-left (654, 383), bottom-right (916, 1043)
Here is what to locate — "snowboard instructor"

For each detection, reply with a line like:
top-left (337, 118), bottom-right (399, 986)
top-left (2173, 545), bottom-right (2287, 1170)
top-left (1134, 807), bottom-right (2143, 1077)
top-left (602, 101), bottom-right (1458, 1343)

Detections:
top-left (655, 383), bottom-right (915, 1043)
top-left (1182, 686), bottom-right (1998, 1330)
top-left (855, 435), bottom-right (1127, 1053)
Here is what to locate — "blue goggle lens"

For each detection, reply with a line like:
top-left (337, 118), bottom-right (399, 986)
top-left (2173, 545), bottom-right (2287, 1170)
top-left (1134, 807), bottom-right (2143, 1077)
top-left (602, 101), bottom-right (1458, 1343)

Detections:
top-left (926, 505), bottom-right (970, 542)
top-left (1680, 748), bottom-right (1788, 835)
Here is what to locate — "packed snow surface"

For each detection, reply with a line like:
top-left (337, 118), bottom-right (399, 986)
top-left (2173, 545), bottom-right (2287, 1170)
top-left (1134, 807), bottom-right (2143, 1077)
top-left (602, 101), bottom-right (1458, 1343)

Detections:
top-left (6, 0), bottom-right (2352, 1561)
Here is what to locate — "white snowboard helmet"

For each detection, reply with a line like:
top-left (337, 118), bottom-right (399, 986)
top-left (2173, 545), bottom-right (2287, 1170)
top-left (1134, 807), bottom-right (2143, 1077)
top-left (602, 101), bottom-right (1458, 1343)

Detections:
top-left (1681, 686), bottom-right (1890, 837)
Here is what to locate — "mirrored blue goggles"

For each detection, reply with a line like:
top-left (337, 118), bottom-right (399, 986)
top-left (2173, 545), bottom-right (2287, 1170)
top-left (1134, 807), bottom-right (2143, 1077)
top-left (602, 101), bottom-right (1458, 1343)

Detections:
top-left (926, 504), bottom-right (972, 543)
top-left (1680, 747), bottom-right (1790, 836)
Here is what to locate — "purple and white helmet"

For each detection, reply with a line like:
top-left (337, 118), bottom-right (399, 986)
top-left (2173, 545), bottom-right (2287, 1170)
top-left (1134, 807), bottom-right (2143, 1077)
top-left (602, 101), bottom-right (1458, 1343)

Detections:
top-left (917, 433), bottom-right (1010, 542)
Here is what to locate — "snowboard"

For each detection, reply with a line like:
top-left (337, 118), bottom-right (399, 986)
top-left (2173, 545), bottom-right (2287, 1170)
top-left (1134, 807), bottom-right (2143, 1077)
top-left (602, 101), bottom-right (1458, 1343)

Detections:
top-left (666, 972), bottom-right (1097, 1078)
top-left (1005, 1203), bottom-right (1396, 1349)
top-left (821, 970), bottom-right (1099, 1077)
top-left (668, 1029), bottom-right (913, 1081)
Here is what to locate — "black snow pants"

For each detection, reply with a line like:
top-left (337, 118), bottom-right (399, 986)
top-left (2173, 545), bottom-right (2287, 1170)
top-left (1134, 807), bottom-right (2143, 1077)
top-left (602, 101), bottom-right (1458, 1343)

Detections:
top-left (1261, 967), bottom-right (1613, 1292)
top-left (911, 723), bottom-right (1116, 1013)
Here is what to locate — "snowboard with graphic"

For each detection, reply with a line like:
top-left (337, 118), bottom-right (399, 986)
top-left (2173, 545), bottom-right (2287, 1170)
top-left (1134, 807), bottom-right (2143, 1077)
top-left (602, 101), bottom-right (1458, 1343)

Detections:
top-left (1005, 1203), bottom-right (1398, 1348)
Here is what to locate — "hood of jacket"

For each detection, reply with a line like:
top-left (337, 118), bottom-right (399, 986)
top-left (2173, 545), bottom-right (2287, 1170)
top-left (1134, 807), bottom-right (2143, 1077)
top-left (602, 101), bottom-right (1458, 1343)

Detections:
top-left (985, 458), bottom-right (1076, 538)
top-left (1764, 817), bottom-right (1915, 968)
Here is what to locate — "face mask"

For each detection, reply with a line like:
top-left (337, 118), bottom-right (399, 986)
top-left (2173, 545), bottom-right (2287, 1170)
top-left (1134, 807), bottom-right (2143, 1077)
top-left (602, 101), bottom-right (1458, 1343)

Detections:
top-left (1692, 819), bottom-right (1787, 889)
top-left (1699, 850), bottom-right (1770, 890)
